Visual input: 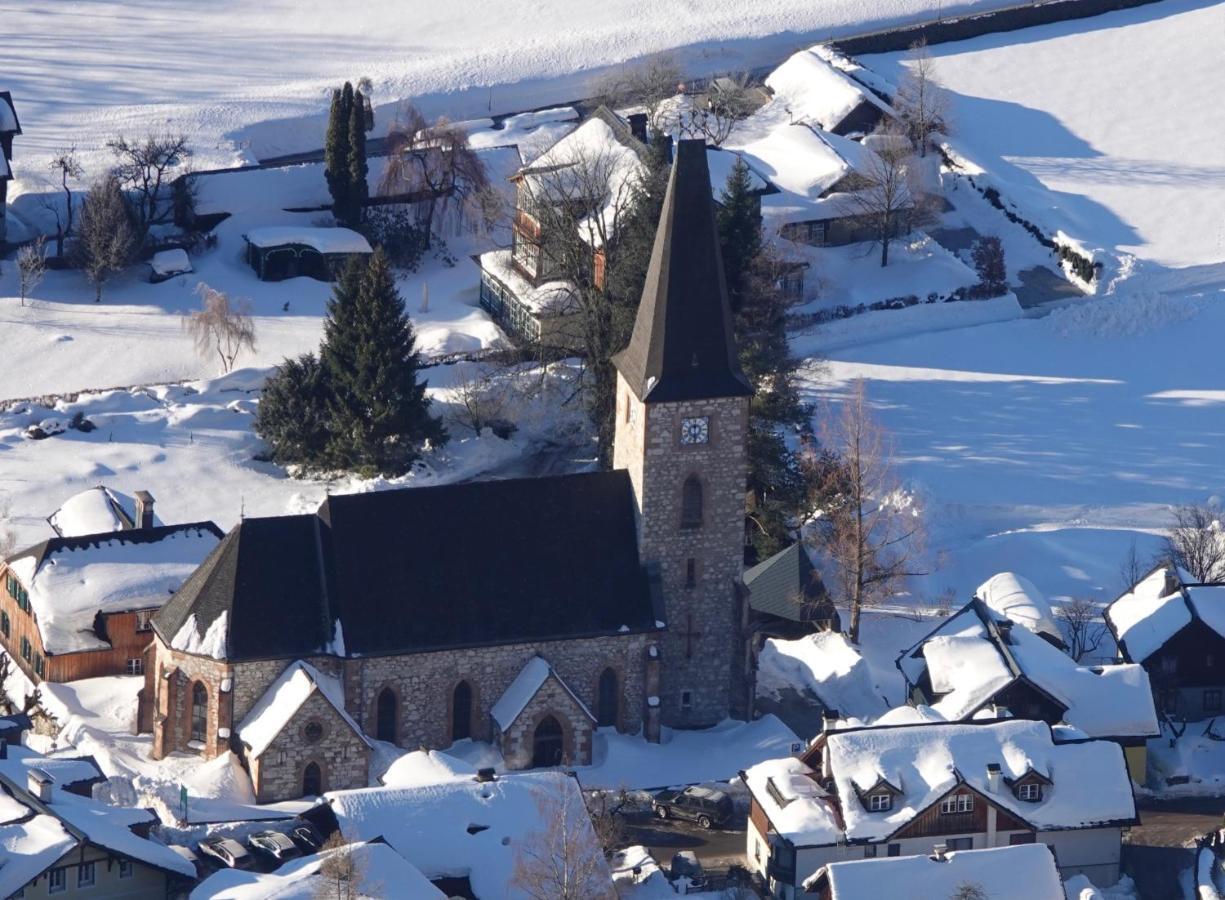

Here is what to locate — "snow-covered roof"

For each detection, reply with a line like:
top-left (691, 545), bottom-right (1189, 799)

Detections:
top-left (47, 486), bottom-right (140, 537)
top-left (490, 656), bottom-right (594, 731)
top-left (0, 810), bottom-right (76, 898)
top-left (976, 572), bottom-right (1064, 646)
top-left (756, 632), bottom-right (888, 724)
top-left (822, 719), bottom-right (1137, 842)
top-left (1104, 566), bottom-right (1225, 663)
top-left (765, 47), bottom-right (889, 134)
top-left (326, 771), bottom-right (605, 899)
top-left (238, 660), bottom-right (367, 759)
top-left (706, 147), bottom-right (769, 197)
top-left (0, 95), bottom-right (18, 134)
top-left (805, 843), bottom-right (1064, 899)
top-left (736, 124), bottom-right (850, 202)
top-left (190, 840), bottom-right (444, 899)
top-left (244, 226), bottom-right (372, 255)
top-left (149, 248), bottom-right (192, 277)
top-left (478, 248), bottom-right (578, 316)
top-left (741, 756), bottom-right (841, 846)
top-left (6, 524), bottom-right (222, 655)
top-left (900, 597), bottom-right (1159, 739)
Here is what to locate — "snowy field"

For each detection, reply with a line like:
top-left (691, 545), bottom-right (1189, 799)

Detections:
top-left (8, 0), bottom-right (1036, 189)
top-left (865, 0), bottom-right (1225, 272)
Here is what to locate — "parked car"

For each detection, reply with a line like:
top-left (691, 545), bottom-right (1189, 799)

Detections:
top-left (247, 830), bottom-right (301, 864)
top-left (651, 786), bottom-right (734, 829)
top-left (288, 821), bottom-right (325, 854)
top-left (198, 837), bottom-right (254, 870)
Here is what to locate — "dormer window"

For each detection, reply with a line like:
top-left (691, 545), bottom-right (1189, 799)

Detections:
top-left (1017, 782), bottom-right (1042, 802)
top-left (940, 794), bottom-right (974, 814)
top-left (868, 792), bottom-right (892, 812)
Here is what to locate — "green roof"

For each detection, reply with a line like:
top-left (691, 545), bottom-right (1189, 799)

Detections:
top-left (744, 542), bottom-right (830, 622)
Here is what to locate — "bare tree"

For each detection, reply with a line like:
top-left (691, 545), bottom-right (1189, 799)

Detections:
top-left (844, 123), bottom-right (919, 267)
top-left (511, 781), bottom-right (615, 900)
top-left (106, 133), bottom-right (191, 242)
top-left (592, 54), bottom-right (683, 133)
top-left (17, 236), bottom-right (46, 307)
top-left (1167, 503), bottom-right (1225, 582)
top-left (950, 884), bottom-right (988, 900)
top-left (184, 284), bottom-right (257, 374)
top-left (44, 149), bottom-right (83, 258)
top-left (74, 176), bottom-right (137, 302)
top-left (1119, 537), bottom-right (1148, 593)
top-left (818, 380), bottom-right (925, 644)
top-left (380, 105), bottom-right (491, 248)
top-left (313, 833), bottom-right (369, 900)
top-left (449, 364), bottom-right (511, 435)
top-left (682, 74), bottom-right (757, 145)
top-left (1056, 597), bottom-right (1107, 662)
top-left (894, 39), bottom-right (950, 157)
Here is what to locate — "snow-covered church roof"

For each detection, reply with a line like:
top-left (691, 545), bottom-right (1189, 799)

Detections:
top-left (490, 656), bottom-right (594, 731)
top-left (238, 660), bottom-right (369, 759)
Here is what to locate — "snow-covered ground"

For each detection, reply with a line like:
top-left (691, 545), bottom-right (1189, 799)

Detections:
top-left (5, 0), bottom-right (1033, 188)
top-left (865, 0), bottom-right (1225, 273)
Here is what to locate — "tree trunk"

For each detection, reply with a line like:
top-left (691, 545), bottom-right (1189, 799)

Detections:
top-left (880, 234), bottom-right (889, 268)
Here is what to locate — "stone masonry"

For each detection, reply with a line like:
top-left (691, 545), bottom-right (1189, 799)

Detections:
top-left (496, 670), bottom-right (595, 769)
top-left (614, 375), bottom-right (751, 728)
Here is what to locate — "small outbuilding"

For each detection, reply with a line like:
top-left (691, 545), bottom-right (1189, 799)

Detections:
top-left (148, 248), bottom-right (193, 283)
top-left (243, 226), bottom-right (372, 282)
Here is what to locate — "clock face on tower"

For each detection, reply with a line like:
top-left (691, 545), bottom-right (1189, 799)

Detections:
top-left (680, 416), bottom-right (710, 445)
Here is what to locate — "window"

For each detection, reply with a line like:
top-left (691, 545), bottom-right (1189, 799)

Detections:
top-left (5, 575), bottom-right (29, 612)
top-left (1, 611), bottom-right (8, 637)
top-left (33, 655), bottom-right (43, 678)
top-left (303, 721), bottom-right (324, 744)
top-left (887, 843), bottom-right (901, 857)
top-left (1017, 782), bottom-right (1042, 802)
top-left (685, 558), bottom-right (696, 589)
top-left (1207, 652), bottom-right (1216, 668)
top-left (77, 862), bottom-right (95, 888)
top-left (125, 658), bottom-right (144, 676)
top-left (868, 793), bottom-right (892, 812)
top-left (863, 844), bottom-right (877, 858)
top-left (940, 794), bottom-right (974, 814)
top-left (680, 691), bottom-right (692, 709)
top-left (597, 668), bottom-right (618, 728)
top-left (1009, 832), bottom-right (1036, 845)
top-left (947, 838), bottom-right (973, 852)
top-left (1206, 690), bottom-right (1222, 712)
top-left (680, 417), bottom-right (709, 445)
top-left (451, 682), bottom-right (473, 742)
top-left (377, 687), bottom-right (398, 743)
top-left (19, 638), bottom-right (30, 663)
top-left (118, 859), bottom-right (132, 879)
top-left (47, 867), bottom-right (66, 894)
top-left (1161, 655), bottom-right (1178, 675)
top-left (190, 682), bottom-right (208, 743)
top-left (135, 610), bottom-right (154, 633)
top-left (754, 839), bottom-right (761, 862)
top-left (680, 476), bottom-right (703, 529)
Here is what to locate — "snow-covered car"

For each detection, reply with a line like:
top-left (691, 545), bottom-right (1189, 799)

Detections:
top-left (246, 830), bottom-right (301, 864)
top-left (651, 786), bottom-right (733, 829)
top-left (288, 822), bottom-right (324, 854)
top-left (198, 837), bottom-right (254, 870)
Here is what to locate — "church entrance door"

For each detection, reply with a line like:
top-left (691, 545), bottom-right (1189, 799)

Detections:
top-left (531, 715), bottom-right (563, 768)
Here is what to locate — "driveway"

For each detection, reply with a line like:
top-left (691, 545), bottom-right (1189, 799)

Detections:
top-left (622, 808), bottom-right (748, 872)
top-left (1124, 796), bottom-right (1225, 899)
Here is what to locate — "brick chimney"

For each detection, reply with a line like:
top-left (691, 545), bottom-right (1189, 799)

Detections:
top-left (134, 490), bottom-right (155, 530)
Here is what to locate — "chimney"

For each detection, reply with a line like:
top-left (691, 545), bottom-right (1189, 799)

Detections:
top-left (996, 620), bottom-right (1013, 644)
top-left (821, 709), bottom-right (840, 734)
top-left (986, 763), bottom-right (1001, 794)
top-left (134, 491), bottom-right (155, 530)
top-left (475, 768), bottom-right (497, 783)
top-left (931, 843), bottom-right (948, 861)
top-left (627, 112), bottom-right (648, 144)
top-left (27, 769), bottom-right (53, 803)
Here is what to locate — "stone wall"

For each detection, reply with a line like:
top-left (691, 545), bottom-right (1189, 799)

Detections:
top-left (615, 383), bottom-right (751, 728)
top-left (498, 672), bottom-right (594, 769)
top-left (344, 632), bottom-right (652, 753)
top-left (249, 689), bottom-right (369, 802)
top-left (149, 639), bottom-right (231, 760)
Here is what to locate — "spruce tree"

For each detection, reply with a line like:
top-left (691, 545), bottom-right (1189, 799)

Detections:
top-left (324, 83), bottom-right (354, 221)
top-left (321, 250), bottom-right (446, 475)
top-left (716, 157), bottom-right (762, 313)
top-left (254, 353), bottom-right (329, 466)
top-left (344, 89), bottom-right (369, 227)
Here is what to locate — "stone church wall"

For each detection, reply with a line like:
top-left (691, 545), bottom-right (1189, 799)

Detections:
top-left (499, 673), bottom-right (594, 769)
top-left (149, 640), bottom-right (231, 760)
top-left (248, 689), bottom-right (368, 802)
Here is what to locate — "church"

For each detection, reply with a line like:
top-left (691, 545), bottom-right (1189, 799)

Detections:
top-left (141, 139), bottom-right (756, 802)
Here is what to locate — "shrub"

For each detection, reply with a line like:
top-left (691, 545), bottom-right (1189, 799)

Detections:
top-left (971, 235), bottom-right (1007, 297)
top-left (361, 206), bottom-right (427, 271)
top-left (253, 354), bottom-right (330, 466)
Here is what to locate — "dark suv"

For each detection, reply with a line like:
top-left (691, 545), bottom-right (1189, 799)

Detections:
top-left (652, 786), bottom-right (734, 829)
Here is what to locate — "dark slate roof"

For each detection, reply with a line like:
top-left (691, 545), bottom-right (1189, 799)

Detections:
top-left (155, 471), bottom-right (658, 661)
top-left (151, 515), bottom-right (334, 661)
top-left (7, 522), bottom-right (224, 575)
top-left (743, 542), bottom-right (829, 622)
top-left (611, 138), bottom-right (752, 404)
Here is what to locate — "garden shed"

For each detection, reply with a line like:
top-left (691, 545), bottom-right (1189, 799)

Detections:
top-left (244, 226), bottom-right (372, 282)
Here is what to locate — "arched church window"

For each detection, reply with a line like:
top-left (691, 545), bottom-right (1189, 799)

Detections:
top-left (376, 688), bottom-right (398, 743)
top-left (680, 475), bottom-right (703, 529)
top-left (597, 669), bottom-right (618, 728)
top-left (303, 761), bottom-right (322, 796)
top-left (452, 681), bottom-right (473, 741)
top-left (190, 682), bottom-right (208, 744)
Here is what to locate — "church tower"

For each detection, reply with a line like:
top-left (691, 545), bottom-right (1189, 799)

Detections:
top-left (611, 139), bottom-right (753, 728)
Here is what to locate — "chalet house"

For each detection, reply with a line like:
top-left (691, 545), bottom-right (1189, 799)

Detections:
top-left (145, 142), bottom-right (757, 803)
top-left (804, 843), bottom-right (1065, 900)
top-left (745, 542), bottom-right (840, 638)
top-left (741, 719), bottom-right (1138, 899)
top-left (243, 225), bottom-right (373, 281)
top-left (0, 91), bottom-right (20, 242)
top-left (896, 582), bottom-right (1158, 783)
top-left (0, 746), bottom-right (196, 898)
top-left (0, 488), bottom-right (222, 685)
top-left (1105, 565), bottom-right (1225, 721)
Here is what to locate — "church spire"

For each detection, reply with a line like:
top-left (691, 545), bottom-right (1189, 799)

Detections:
top-left (612, 139), bottom-right (752, 404)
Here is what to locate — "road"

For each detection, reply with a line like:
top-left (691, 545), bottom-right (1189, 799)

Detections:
top-left (1125, 796), bottom-right (1224, 900)
top-left (623, 809), bottom-right (748, 872)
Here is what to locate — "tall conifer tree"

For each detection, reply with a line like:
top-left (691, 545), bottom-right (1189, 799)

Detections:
top-left (716, 157), bottom-right (762, 314)
top-left (325, 83), bottom-right (354, 220)
top-left (344, 89), bottom-right (369, 226)
top-left (321, 250), bottom-right (446, 475)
